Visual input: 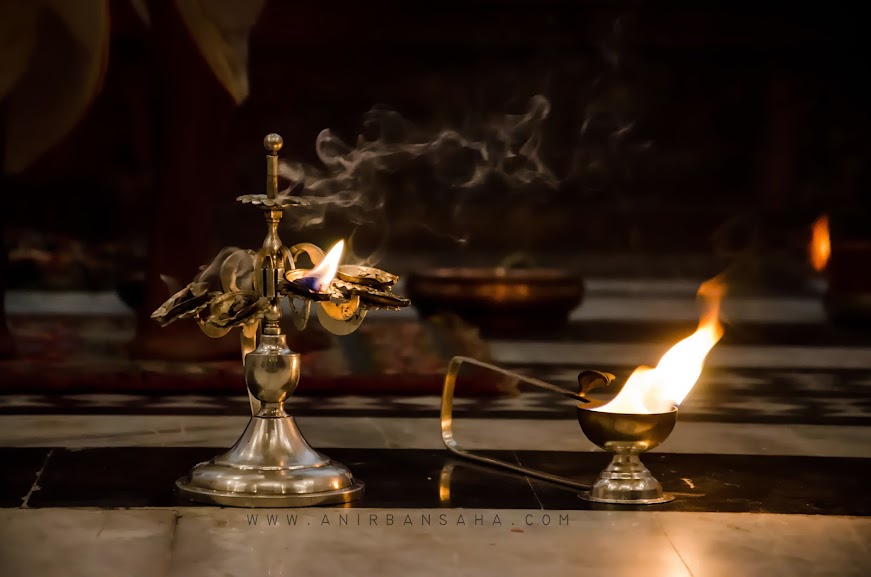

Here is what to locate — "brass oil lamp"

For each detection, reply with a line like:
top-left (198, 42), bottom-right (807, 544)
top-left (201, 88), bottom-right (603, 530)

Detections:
top-left (151, 134), bottom-right (409, 507)
top-left (440, 278), bottom-right (724, 505)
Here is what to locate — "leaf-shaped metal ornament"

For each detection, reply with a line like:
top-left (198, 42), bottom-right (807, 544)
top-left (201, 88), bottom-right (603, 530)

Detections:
top-left (219, 249), bottom-right (256, 293)
top-left (336, 265), bottom-right (398, 288)
top-left (200, 291), bottom-right (269, 329)
top-left (331, 280), bottom-right (410, 310)
top-left (196, 316), bottom-right (233, 338)
top-left (358, 289), bottom-right (410, 310)
top-left (151, 282), bottom-right (212, 326)
top-left (317, 301), bottom-right (367, 335)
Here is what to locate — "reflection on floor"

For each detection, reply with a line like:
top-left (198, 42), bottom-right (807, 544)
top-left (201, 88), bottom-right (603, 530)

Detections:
top-left (1, 280), bottom-right (869, 576)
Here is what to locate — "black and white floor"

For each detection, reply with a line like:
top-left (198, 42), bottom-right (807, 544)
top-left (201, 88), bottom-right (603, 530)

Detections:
top-left (1, 280), bottom-right (870, 576)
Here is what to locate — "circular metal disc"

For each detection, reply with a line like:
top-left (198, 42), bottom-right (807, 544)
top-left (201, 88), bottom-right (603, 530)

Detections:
top-left (320, 296), bottom-right (361, 321)
top-left (196, 318), bottom-right (232, 338)
top-left (317, 303), bottom-right (367, 335)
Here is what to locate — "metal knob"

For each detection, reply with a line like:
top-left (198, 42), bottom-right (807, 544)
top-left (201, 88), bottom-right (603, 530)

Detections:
top-left (263, 133), bottom-right (283, 154)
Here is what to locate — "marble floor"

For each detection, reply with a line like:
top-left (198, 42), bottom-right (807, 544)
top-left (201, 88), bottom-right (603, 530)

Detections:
top-left (1, 281), bottom-right (870, 576)
top-left (1, 508), bottom-right (868, 577)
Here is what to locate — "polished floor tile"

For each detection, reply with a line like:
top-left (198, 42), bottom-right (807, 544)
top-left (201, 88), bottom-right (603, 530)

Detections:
top-left (516, 451), bottom-right (871, 515)
top-left (3, 508), bottom-right (866, 577)
top-left (21, 447), bottom-right (539, 510)
top-left (0, 448), bottom-right (49, 507)
top-left (0, 508), bottom-right (175, 577)
top-left (325, 449), bottom-right (541, 509)
top-left (655, 512), bottom-right (871, 577)
top-left (28, 447), bottom-right (218, 508)
top-left (7, 388), bottom-right (871, 425)
top-left (2, 415), bottom-right (869, 457)
top-left (9, 447), bottom-right (870, 515)
top-left (167, 508), bottom-right (691, 577)
top-left (2, 283), bottom-right (867, 576)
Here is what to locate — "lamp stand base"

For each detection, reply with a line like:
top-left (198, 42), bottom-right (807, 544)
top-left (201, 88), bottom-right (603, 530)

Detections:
top-left (175, 413), bottom-right (364, 508)
top-left (578, 492), bottom-right (674, 505)
top-left (577, 449), bottom-right (674, 505)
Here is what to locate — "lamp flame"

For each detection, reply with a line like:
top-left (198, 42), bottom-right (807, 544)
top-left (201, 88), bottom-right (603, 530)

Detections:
top-left (810, 214), bottom-right (830, 272)
top-left (301, 240), bottom-right (344, 292)
top-left (593, 278), bottom-right (725, 414)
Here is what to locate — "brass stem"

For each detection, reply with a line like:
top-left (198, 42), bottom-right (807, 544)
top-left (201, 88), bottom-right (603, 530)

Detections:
top-left (261, 300), bottom-right (282, 335)
top-left (267, 156), bottom-right (278, 199)
top-left (264, 133), bottom-right (283, 199)
top-left (259, 135), bottom-right (286, 337)
top-left (263, 210), bottom-right (283, 254)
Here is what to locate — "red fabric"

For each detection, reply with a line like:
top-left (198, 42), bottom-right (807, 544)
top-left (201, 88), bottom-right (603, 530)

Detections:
top-left (0, 315), bottom-right (513, 396)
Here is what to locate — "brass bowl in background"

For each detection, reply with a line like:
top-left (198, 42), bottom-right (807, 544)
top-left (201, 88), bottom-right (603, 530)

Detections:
top-left (406, 267), bottom-right (585, 334)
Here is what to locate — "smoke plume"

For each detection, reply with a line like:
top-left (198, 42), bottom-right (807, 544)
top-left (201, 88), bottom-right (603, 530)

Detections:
top-left (274, 95), bottom-right (558, 240)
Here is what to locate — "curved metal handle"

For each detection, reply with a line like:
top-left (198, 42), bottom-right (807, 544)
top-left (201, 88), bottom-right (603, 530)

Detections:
top-left (440, 355), bottom-right (592, 490)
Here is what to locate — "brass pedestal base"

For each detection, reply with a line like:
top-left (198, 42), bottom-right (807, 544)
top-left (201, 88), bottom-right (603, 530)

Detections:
top-left (176, 478), bottom-right (364, 508)
top-left (175, 414), bottom-right (364, 508)
top-left (577, 450), bottom-right (674, 505)
top-left (579, 493), bottom-right (674, 505)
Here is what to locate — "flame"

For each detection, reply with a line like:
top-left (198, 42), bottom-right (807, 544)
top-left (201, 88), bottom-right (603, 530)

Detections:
top-left (809, 214), bottom-right (830, 272)
top-left (593, 278), bottom-right (725, 414)
top-left (303, 240), bottom-right (344, 291)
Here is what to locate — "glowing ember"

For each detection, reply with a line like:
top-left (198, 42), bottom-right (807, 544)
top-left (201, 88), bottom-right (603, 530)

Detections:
top-left (810, 214), bottom-right (830, 272)
top-left (593, 278), bottom-right (725, 414)
top-left (297, 240), bottom-right (345, 292)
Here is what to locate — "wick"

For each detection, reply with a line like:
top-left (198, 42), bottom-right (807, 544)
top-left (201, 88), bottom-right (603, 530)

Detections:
top-left (294, 276), bottom-right (323, 293)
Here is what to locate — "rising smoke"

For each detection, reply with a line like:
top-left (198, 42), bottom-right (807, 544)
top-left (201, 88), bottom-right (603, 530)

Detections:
top-left (170, 19), bottom-right (649, 287)
top-left (273, 95), bottom-right (559, 248)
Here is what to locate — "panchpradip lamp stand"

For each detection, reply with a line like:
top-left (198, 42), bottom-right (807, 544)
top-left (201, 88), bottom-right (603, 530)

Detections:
top-left (441, 356), bottom-right (677, 505)
top-left (151, 134), bottom-right (409, 507)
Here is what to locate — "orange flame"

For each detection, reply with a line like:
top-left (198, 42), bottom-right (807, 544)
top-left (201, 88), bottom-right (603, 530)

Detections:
top-left (809, 214), bottom-right (830, 272)
top-left (593, 278), bottom-right (725, 414)
top-left (303, 240), bottom-right (344, 291)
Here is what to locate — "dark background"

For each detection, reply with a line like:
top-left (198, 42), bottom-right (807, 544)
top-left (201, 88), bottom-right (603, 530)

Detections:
top-left (3, 0), bottom-right (869, 289)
